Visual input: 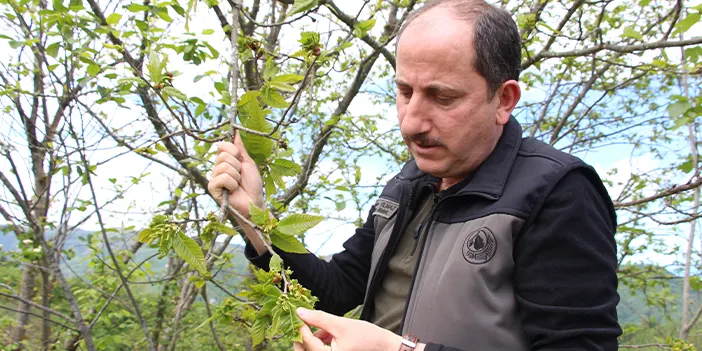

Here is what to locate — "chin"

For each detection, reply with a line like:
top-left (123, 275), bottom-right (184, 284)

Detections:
top-left (414, 158), bottom-right (449, 178)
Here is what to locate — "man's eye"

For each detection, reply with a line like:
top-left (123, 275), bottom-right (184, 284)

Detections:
top-left (436, 96), bottom-right (454, 104)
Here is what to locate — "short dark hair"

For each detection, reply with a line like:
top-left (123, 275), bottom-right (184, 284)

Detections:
top-left (396, 0), bottom-right (521, 99)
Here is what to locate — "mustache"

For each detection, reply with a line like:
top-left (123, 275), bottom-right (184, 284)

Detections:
top-left (404, 133), bottom-right (445, 147)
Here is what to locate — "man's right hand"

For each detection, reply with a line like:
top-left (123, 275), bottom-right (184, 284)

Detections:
top-left (208, 131), bottom-right (264, 219)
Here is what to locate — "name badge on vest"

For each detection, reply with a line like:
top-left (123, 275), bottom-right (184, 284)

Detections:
top-left (373, 198), bottom-right (399, 219)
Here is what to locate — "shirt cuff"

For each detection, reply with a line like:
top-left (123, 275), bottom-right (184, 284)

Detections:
top-left (244, 239), bottom-right (273, 270)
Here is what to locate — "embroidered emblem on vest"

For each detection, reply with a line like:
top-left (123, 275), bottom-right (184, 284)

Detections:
top-left (462, 227), bottom-right (497, 264)
top-left (373, 198), bottom-right (399, 219)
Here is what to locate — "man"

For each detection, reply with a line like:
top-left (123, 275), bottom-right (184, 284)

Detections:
top-left (208, 0), bottom-right (622, 350)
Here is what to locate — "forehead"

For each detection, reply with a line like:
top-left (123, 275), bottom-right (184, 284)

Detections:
top-left (395, 7), bottom-right (477, 86)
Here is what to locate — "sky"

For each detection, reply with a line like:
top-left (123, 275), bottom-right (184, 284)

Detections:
top-left (0, 0), bottom-right (700, 270)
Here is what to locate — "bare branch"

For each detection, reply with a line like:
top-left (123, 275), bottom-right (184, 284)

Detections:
top-left (0, 305), bottom-right (79, 332)
top-left (522, 36), bottom-right (702, 70)
top-left (325, 0), bottom-right (397, 70)
top-left (614, 177), bottom-right (702, 208)
top-left (201, 286), bottom-right (226, 351)
top-left (0, 291), bottom-right (76, 323)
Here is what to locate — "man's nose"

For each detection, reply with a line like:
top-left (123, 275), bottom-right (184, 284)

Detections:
top-left (399, 94), bottom-right (431, 136)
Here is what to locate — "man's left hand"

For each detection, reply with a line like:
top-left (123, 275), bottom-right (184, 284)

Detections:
top-left (292, 308), bottom-right (425, 351)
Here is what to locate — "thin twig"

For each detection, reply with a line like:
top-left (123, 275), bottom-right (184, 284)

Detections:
top-left (219, 0), bottom-right (243, 224)
top-left (201, 287), bottom-right (226, 351)
top-left (0, 291), bottom-right (75, 323)
top-left (269, 55), bottom-right (319, 136)
top-left (0, 305), bottom-right (79, 332)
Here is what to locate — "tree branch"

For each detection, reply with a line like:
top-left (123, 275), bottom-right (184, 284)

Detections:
top-left (522, 36), bottom-right (702, 70)
top-left (325, 0), bottom-right (396, 70)
top-left (614, 177), bottom-right (702, 208)
top-left (0, 291), bottom-right (75, 323)
top-left (0, 305), bottom-right (79, 332)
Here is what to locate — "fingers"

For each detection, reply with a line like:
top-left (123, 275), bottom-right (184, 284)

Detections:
top-left (215, 151), bottom-right (242, 172)
top-left (293, 342), bottom-right (305, 351)
top-left (297, 308), bottom-right (340, 335)
top-left (232, 131), bottom-right (253, 161)
top-left (207, 172), bottom-right (240, 202)
top-left (298, 324), bottom-right (328, 351)
top-left (313, 329), bottom-right (333, 345)
top-left (217, 142), bottom-right (241, 162)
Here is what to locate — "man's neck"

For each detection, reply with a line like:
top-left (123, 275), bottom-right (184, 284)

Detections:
top-left (438, 177), bottom-right (462, 191)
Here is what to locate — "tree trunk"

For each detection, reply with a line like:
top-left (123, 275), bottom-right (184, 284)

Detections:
top-left (11, 265), bottom-right (37, 349)
top-left (41, 268), bottom-right (52, 351)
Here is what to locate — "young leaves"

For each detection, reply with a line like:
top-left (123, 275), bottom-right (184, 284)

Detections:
top-left (289, 0), bottom-right (318, 17)
top-left (270, 233), bottom-right (308, 254)
top-left (137, 214), bottom-right (209, 277)
top-left (238, 266), bottom-right (319, 347)
top-left (276, 214), bottom-right (324, 236)
top-left (171, 231), bottom-right (208, 277)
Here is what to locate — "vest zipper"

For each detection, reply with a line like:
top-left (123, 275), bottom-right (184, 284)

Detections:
top-left (399, 191), bottom-right (440, 333)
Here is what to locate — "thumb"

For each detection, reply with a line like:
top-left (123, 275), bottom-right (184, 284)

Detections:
top-left (297, 308), bottom-right (340, 335)
top-left (232, 130), bottom-right (252, 161)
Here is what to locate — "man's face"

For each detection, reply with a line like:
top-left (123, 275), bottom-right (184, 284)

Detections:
top-left (395, 7), bottom-right (509, 182)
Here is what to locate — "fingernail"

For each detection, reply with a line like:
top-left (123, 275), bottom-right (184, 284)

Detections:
top-left (297, 307), bottom-right (309, 317)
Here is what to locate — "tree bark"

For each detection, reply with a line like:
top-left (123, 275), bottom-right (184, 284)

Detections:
top-left (11, 265), bottom-right (37, 349)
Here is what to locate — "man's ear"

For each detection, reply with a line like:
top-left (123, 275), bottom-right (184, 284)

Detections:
top-left (495, 80), bottom-right (521, 125)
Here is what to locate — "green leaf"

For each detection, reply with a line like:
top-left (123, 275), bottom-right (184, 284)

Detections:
top-left (271, 74), bottom-right (304, 84)
top-left (148, 50), bottom-right (163, 84)
top-left (289, 0), bottom-right (317, 16)
top-left (137, 228), bottom-right (153, 243)
top-left (277, 213), bottom-right (324, 236)
top-left (270, 231), bottom-right (308, 254)
top-left (249, 202), bottom-right (268, 227)
top-left (263, 58), bottom-right (279, 81)
top-left (118, 77), bottom-right (145, 86)
top-left (267, 306), bottom-right (283, 339)
top-left (9, 40), bottom-right (24, 49)
top-left (260, 87), bottom-right (289, 108)
top-left (127, 3), bottom-right (149, 12)
top-left (268, 81), bottom-right (297, 93)
top-left (353, 18), bottom-right (376, 38)
top-left (215, 223), bottom-right (238, 236)
top-left (240, 102), bottom-right (273, 163)
top-left (171, 231), bottom-right (208, 276)
top-left (155, 9), bottom-right (173, 23)
top-left (238, 91), bottom-right (261, 108)
top-left (155, 143), bottom-right (167, 152)
top-left (299, 31), bottom-right (320, 51)
top-left (250, 317), bottom-right (267, 346)
top-left (667, 101), bottom-right (691, 119)
top-left (270, 159), bottom-right (302, 176)
top-left (269, 253), bottom-right (283, 274)
top-left (69, 0), bottom-right (83, 11)
top-left (46, 43), bottom-right (60, 58)
top-left (679, 159), bottom-right (694, 174)
top-left (162, 86), bottom-right (187, 100)
top-left (106, 13), bottom-right (122, 25)
top-left (202, 29), bottom-right (215, 35)
top-left (87, 64), bottom-right (101, 77)
top-left (355, 167), bottom-right (361, 184)
top-left (622, 26), bottom-right (643, 40)
top-left (674, 13), bottom-right (701, 35)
